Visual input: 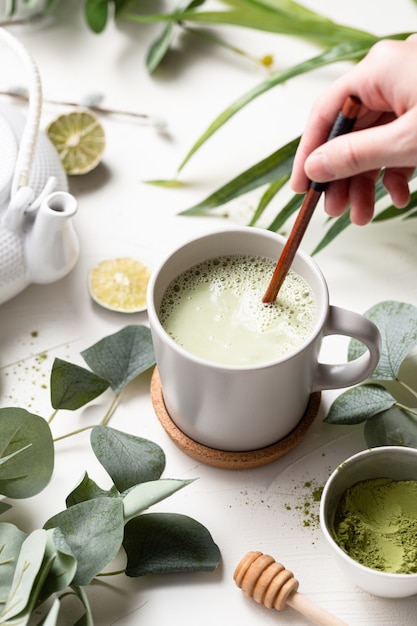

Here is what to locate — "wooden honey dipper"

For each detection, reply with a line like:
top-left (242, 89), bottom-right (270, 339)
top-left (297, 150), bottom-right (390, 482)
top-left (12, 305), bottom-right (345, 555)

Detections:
top-left (234, 551), bottom-right (348, 626)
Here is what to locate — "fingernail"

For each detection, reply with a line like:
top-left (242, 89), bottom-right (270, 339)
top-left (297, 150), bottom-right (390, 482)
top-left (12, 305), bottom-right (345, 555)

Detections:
top-left (306, 151), bottom-right (335, 181)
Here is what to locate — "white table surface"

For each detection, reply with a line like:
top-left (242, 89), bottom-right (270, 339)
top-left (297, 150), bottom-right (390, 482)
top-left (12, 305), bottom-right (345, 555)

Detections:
top-left (1, 1), bottom-right (417, 624)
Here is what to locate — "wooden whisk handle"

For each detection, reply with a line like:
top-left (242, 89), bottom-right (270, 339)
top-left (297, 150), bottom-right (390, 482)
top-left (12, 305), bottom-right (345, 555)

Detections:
top-left (234, 551), bottom-right (348, 626)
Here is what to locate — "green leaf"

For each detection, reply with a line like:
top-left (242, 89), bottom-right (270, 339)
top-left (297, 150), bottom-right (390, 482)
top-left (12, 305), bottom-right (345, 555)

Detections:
top-left (123, 479), bottom-right (194, 520)
top-left (0, 528), bottom-right (47, 622)
top-left (50, 358), bottom-right (110, 411)
top-left (177, 38), bottom-right (377, 173)
top-left (39, 597), bottom-right (60, 626)
top-left (0, 408), bottom-right (54, 499)
top-left (84, 0), bottom-right (109, 33)
top-left (123, 513), bottom-right (220, 577)
top-left (180, 138), bottom-right (299, 215)
top-left (40, 528), bottom-right (77, 599)
top-left (248, 175), bottom-right (289, 226)
top-left (0, 523), bottom-right (27, 605)
top-left (44, 497), bottom-right (124, 586)
top-left (146, 0), bottom-right (205, 72)
top-left (267, 192), bottom-right (304, 232)
top-left (364, 406), bottom-right (417, 448)
top-left (69, 586), bottom-right (94, 626)
top-left (312, 210), bottom-right (352, 255)
top-left (66, 471), bottom-right (119, 507)
top-left (81, 325), bottom-right (155, 395)
top-left (146, 20), bottom-right (175, 73)
top-left (348, 301), bottom-right (417, 380)
top-left (91, 426), bottom-right (166, 492)
top-left (325, 384), bottom-right (396, 425)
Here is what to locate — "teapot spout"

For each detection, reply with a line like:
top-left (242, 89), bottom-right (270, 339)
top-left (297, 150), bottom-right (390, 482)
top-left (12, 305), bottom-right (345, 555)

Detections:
top-left (25, 191), bottom-right (80, 284)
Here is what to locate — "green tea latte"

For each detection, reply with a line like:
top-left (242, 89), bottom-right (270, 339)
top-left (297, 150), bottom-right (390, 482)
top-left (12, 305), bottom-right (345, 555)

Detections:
top-left (159, 254), bottom-right (316, 366)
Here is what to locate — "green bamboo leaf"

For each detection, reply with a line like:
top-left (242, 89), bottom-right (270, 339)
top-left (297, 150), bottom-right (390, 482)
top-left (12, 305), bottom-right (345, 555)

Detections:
top-left (84, 0), bottom-right (109, 33)
top-left (364, 406), bottom-right (417, 448)
top-left (0, 409), bottom-right (54, 499)
top-left (44, 498), bottom-right (124, 586)
top-left (348, 301), bottom-right (417, 381)
top-left (50, 358), bottom-right (110, 411)
top-left (267, 192), bottom-right (303, 232)
top-left (91, 426), bottom-right (166, 492)
top-left (312, 210), bottom-right (351, 255)
top-left (81, 325), bottom-right (155, 395)
top-left (66, 472), bottom-right (119, 508)
top-left (146, 20), bottom-right (175, 73)
top-left (177, 38), bottom-right (377, 173)
top-left (123, 479), bottom-right (194, 520)
top-left (146, 0), bottom-right (206, 72)
top-left (0, 529), bottom-right (47, 622)
top-left (0, 523), bottom-right (27, 605)
top-left (123, 513), bottom-right (221, 577)
top-left (373, 187), bottom-right (417, 222)
top-left (180, 138), bottom-right (298, 215)
top-left (248, 175), bottom-right (289, 226)
top-left (178, 9), bottom-right (368, 45)
top-left (325, 384), bottom-right (396, 425)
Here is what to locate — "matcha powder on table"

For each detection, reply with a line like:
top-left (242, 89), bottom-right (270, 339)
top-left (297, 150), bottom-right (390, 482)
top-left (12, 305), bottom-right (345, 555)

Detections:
top-left (333, 478), bottom-right (417, 574)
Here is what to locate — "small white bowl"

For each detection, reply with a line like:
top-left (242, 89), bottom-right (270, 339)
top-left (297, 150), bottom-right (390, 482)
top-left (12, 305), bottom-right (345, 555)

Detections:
top-left (320, 446), bottom-right (417, 598)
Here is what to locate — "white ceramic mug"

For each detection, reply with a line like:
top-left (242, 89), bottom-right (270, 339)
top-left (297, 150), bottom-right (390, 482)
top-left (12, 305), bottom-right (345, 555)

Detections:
top-left (147, 228), bottom-right (381, 452)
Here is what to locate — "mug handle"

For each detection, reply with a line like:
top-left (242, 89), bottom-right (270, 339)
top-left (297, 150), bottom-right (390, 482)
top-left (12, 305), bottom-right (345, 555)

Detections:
top-left (312, 305), bottom-right (381, 391)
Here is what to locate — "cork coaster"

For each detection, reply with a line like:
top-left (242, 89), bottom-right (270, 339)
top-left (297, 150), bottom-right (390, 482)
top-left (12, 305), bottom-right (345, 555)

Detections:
top-left (150, 368), bottom-right (321, 470)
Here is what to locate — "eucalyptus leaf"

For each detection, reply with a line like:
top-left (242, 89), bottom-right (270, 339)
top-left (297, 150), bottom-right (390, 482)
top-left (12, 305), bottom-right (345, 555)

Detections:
top-left (66, 471), bottom-right (119, 507)
top-left (123, 513), bottom-right (221, 577)
top-left (0, 502), bottom-right (11, 515)
top-left (364, 406), bottom-right (417, 448)
top-left (123, 479), bottom-right (194, 521)
top-left (40, 528), bottom-right (77, 599)
top-left (81, 325), bottom-right (155, 395)
top-left (39, 597), bottom-right (60, 626)
top-left (325, 384), bottom-right (396, 425)
top-left (348, 301), bottom-right (417, 380)
top-left (71, 586), bottom-right (94, 626)
top-left (0, 528), bottom-right (47, 622)
top-left (44, 497), bottom-right (124, 586)
top-left (50, 358), bottom-right (110, 411)
top-left (0, 523), bottom-right (27, 605)
top-left (90, 426), bottom-right (166, 492)
top-left (0, 408), bottom-right (54, 499)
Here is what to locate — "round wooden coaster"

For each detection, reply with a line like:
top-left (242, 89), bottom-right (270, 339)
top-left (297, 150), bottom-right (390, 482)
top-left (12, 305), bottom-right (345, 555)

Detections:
top-left (150, 368), bottom-right (321, 470)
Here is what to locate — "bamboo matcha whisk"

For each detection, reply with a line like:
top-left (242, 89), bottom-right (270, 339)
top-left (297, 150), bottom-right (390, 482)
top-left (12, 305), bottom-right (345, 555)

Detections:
top-left (234, 551), bottom-right (348, 626)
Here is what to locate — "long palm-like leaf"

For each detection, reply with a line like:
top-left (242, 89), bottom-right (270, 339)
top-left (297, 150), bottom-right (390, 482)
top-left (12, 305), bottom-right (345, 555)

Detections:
top-left (176, 37), bottom-right (382, 172)
top-left (180, 137), bottom-right (298, 215)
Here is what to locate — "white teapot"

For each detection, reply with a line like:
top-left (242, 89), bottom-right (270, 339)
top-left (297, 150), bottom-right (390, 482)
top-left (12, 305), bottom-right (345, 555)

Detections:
top-left (0, 27), bottom-right (79, 305)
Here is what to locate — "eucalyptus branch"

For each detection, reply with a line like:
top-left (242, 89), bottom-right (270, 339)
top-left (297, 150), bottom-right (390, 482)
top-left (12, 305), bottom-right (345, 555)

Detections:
top-left (100, 393), bottom-right (121, 427)
top-left (395, 402), bottom-right (417, 418)
top-left (398, 378), bottom-right (417, 402)
top-left (53, 424), bottom-right (94, 443)
top-left (96, 569), bottom-right (125, 577)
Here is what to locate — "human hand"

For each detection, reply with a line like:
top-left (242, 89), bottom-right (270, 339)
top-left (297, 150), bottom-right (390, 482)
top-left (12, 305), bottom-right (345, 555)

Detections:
top-left (290, 35), bottom-right (417, 225)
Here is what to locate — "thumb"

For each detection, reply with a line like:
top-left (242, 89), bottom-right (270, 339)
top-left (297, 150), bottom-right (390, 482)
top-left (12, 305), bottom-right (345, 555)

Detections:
top-left (304, 114), bottom-right (417, 182)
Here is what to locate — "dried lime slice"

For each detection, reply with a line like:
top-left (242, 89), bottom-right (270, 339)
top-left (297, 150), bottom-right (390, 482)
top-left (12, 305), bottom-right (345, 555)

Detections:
top-left (88, 258), bottom-right (151, 313)
top-left (46, 110), bottom-right (105, 175)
